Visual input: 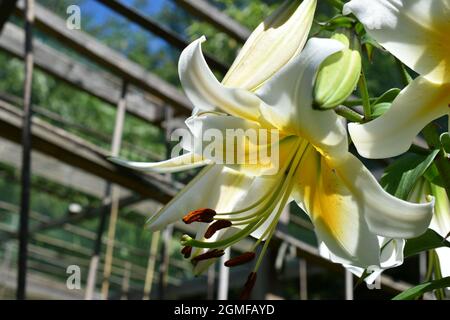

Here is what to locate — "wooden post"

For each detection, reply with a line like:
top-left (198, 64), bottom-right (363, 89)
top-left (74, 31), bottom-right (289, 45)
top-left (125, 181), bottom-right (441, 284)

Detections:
top-left (299, 258), bottom-right (308, 300)
top-left (16, 0), bottom-right (34, 301)
top-left (157, 225), bottom-right (173, 299)
top-left (143, 231), bottom-right (160, 300)
top-left (120, 262), bottom-right (131, 300)
top-left (101, 81), bottom-right (128, 299)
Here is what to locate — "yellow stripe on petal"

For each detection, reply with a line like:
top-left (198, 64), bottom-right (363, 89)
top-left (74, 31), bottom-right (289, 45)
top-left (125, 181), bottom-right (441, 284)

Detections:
top-left (293, 147), bottom-right (380, 267)
top-left (330, 153), bottom-right (433, 239)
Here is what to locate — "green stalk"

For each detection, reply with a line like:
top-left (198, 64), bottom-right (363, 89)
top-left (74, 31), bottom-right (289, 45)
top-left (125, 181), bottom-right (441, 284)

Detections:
top-left (335, 105), bottom-right (364, 122)
top-left (432, 251), bottom-right (446, 300)
top-left (342, 98), bottom-right (377, 108)
top-left (358, 69), bottom-right (372, 120)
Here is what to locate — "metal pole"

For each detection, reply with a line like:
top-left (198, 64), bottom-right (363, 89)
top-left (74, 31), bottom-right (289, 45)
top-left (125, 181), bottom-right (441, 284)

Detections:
top-left (101, 81), bottom-right (128, 299)
top-left (217, 248), bottom-right (230, 300)
top-left (17, 0), bottom-right (34, 300)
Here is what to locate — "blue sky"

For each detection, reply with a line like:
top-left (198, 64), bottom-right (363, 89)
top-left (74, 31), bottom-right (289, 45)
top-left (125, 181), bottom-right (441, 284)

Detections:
top-left (80, 0), bottom-right (170, 52)
top-left (82, 0), bottom-right (166, 24)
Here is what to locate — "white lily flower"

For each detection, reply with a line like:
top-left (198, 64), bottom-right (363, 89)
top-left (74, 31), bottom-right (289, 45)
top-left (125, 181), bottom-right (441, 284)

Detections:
top-left (343, 0), bottom-right (450, 159)
top-left (111, 0), bottom-right (434, 294)
top-left (114, 35), bottom-right (433, 283)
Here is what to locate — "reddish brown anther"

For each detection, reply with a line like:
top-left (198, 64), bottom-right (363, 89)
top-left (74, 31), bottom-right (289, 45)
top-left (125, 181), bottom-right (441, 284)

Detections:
top-left (181, 246), bottom-right (192, 259)
top-left (191, 249), bottom-right (225, 263)
top-left (224, 252), bottom-right (256, 267)
top-left (204, 220), bottom-right (232, 239)
top-left (239, 272), bottom-right (257, 300)
top-left (182, 208), bottom-right (216, 224)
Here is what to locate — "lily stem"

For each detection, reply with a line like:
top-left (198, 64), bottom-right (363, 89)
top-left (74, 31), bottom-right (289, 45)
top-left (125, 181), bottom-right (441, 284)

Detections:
top-left (342, 97), bottom-right (377, 108)
top-left (335, 105), bottom-right (364, 123)
top-left (358, 69), bottom-right (372, 121)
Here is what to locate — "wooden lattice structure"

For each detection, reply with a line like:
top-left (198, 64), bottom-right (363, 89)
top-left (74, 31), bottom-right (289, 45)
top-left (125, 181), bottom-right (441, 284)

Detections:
top-left (0, 0), bottom-right (424, 300)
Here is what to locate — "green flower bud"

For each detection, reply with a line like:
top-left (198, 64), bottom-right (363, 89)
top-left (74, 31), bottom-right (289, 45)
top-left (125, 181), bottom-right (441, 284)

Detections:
top-left (313, 33), bottom-right (362, 110)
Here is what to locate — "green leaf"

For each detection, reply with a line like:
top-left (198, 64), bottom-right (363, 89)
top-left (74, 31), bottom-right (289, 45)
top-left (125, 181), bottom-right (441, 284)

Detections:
top-left (440, 133), bottom-right (450, 154)
top-left (381, 150), bottom-right (439, 200)
top-left (371, 102), bottom-right (391, 118)
top-left (370, 88), bottom-right (401, 118)
top-left (392, 276), bottom-right (450, 300)
top-left (371, 88), bottom-right (401, 106)
top-left (424, 164), bottom-right (446, 189)
top-left (318, 15), bottom-right (355, 30)
top-left (404, 229), bottom-right (450, 258)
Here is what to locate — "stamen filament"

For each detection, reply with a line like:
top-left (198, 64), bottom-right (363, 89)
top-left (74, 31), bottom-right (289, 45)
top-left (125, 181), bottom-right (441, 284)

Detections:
top-left (251, 144), bottom-right (309, 271)
top-left (185, 140), bottom-right (309, 250)
top-left (214, 140), bottom-right (301, 217)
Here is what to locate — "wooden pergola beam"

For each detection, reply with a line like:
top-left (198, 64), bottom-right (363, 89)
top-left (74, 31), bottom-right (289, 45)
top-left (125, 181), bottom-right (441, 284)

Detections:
top-left (175, 0), bottom-right (250, 43)
top-left (0, 23), bottom-right (165, 124)
top-left (95, 0), bottom-right (228, 75)
top-left (0, 99), bottom-right (177, 203)
top-left (14, 1), bottom-right (193, 115)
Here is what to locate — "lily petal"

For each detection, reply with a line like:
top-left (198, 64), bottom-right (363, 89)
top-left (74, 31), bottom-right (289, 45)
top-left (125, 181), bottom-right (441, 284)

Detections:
top-left (185, 113), bottom-right (298, 176)
top-left (320, 237), bottom-right (404, 283)
top-left (344, 0), bottom-right (450, 83)
top-left (293, 146), bottom-right (381, 267)
top-left (330, 153), bottom-right (434, 239)
top-left (349, 77), bottom-right (450, 159)
top-left (256, 38), bottom-right (348, 159)
top-left (109, 152), bottom-right (210, 173)
top-left (223, 0), bottom-right (317, 90)
top-left (179, 37), bottom-right (261, 121)
top-left (147, 165), bottom-right (254, 231)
